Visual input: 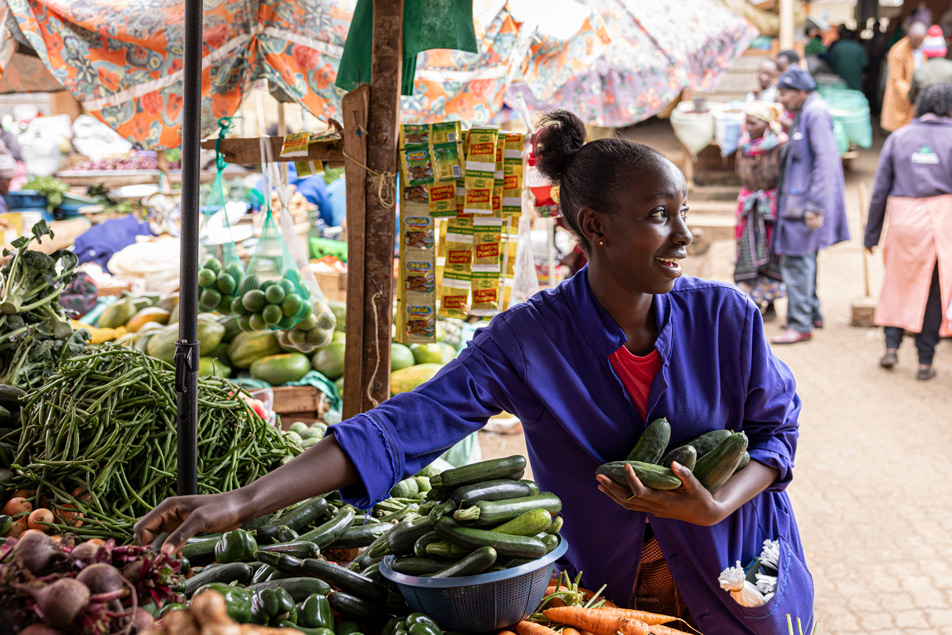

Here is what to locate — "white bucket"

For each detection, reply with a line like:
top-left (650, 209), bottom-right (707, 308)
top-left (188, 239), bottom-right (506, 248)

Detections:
top-left (670, 101), bottom-right (715, 156)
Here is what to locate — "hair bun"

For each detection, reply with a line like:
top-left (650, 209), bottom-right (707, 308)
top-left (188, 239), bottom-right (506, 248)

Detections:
top-left (535, 110), bottom-right (587, 183)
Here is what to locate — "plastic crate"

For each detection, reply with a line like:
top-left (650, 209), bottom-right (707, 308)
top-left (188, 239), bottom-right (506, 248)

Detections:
top-left (4, 190), bottom-right (47, 211)
top-left (54, 204), bottom-right (85, 220)
top-left (380, 538), bottom-right (568, 633)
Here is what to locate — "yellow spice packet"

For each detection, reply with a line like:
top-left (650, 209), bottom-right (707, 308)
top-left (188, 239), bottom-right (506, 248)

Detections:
top-left (465, 126), bottom-right (499, 178)
top-left (403, 296), bottom-right (436, 343)
top-left (470, 271), bottom-right (501, 317)
top-left (280, 132), bottom-right (310, 158)
top-left (464, 175), bottom-right (494, 215)
top-left (403, 210), bottom-right (435, 251)
top-left (402, 145), bottom-right (434, 187)
top-left (428, 181), bottom-right (458, 217)
top-left (404, 256), bottom-right (436, 295)
top-left (401, 124), bottom-right (431, 147)
top-left (439, 274), bottom-right (470, 319)
top-left (472, 217), bottom-right (503, 271)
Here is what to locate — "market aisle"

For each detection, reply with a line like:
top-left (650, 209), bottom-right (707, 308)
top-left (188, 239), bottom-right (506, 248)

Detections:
top-left (481, 174), bottom-right (952, 634)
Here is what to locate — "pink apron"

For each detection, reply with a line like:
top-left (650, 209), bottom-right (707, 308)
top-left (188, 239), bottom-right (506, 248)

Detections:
top-left (875, 195), bottom-right (952, 336)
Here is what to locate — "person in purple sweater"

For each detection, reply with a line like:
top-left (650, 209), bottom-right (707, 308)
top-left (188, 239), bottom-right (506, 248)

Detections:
top-left (136, 111), bottom-right (812, 633)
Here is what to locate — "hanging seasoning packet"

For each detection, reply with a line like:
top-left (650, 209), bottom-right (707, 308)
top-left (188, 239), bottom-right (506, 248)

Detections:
top-left (503, 133), bottom-right (525, 217)
top-left (443, 218), bottom-right (474, 275)
top-left (401, 124), bottom-right (431, 147)
top-left (472, 217), bottom-right (503, 270)
top-left (431, 122), bottom-right (464, 182)
top-left (404, 298), bottom-right (437, 341)
top-left (428, 180), bottom-right (458, 217)
top-left (470, 271), bottom-right (501, 317)
top-left (402, 144), bottom-right (435, 186)
top-left (439, 274), bottom-right (470, 319)
top-left (492, 131), bottom-right (506, 216)
top-left (404, 184), bottom-right (430, 205)
top-left (403, 209), bottom-right (435, 251)
top-left (464, 127), bottom-right (498, 215)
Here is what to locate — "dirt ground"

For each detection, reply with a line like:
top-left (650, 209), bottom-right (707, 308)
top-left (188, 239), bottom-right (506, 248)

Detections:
top-left (478, 123), bottom-right (952, 634)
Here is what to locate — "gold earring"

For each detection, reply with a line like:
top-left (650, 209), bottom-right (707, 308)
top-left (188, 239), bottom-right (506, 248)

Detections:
top-left (599, 241), bottom-right (605, 246)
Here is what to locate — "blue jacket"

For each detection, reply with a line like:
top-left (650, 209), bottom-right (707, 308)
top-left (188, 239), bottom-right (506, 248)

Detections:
top-left (775, 94), bottom-right (850, 256)
top-left (331, 269), bottom-right (814, 634)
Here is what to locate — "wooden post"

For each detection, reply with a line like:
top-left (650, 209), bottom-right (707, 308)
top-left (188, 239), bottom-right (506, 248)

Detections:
top-left (342, 0), bottom-right (404, 418)
top-left (779, 0), bottom-right (795, 51)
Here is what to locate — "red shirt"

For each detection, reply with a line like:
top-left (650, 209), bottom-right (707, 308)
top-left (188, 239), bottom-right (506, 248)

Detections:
top-left (608, 346), bottom-right (663, 420)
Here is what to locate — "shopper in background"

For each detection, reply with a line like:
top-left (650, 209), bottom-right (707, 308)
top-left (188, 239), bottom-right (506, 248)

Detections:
top-left (772, 68), bottom-right (850, 345)
top-left (776, 50), bottom-right (801, 73)
top-left (882, 21), bottom-right (928, 132)
top-left (829, 29), bottom-right (868, 91)
top-left (908, 25), bottom-right (952, 105)
top-left (748, 59), bottom-right (779, 104)
top-left (865, 83), bottom-right (952, 381)
top-left (864, 20), bottom-right (889, 114)
top-left (733, 102), bottom-right (787, 321)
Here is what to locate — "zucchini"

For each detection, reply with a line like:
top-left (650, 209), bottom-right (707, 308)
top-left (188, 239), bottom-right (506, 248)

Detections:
top-left (387, 515), bottom-right (432, 556)
top-left (428, 500), bottom-right (456, 525)
top-left (360, 562), bottom-right (383, 581)
top-left (298, 507), bottom-right (355, 548)
top-left (736, 451), bottom-right (751, 472)
top-left (659, 445), bottom-right (698, 471)
top-left (298, 558), bottom-right (388, 604)
top-left (390, 556), bottom-right (451, 576)
top-left (693, 432), bottom-right (748, 492)
top-left (179, 536), bottom-right (220, 563)
top-left (430, 455), bottom-right (527, 492)
top-left (546, 516), bottom-right (563, 534)
top-left (257, 496), bottom-right (330, 544)
top-left (626, 417), bottom-right (671, 463)
top-left (449, 479), bottom-right (538, 506)
top-left (425, 541), bottom-right (471, 559)
top-left (453, 493), bottom-right (562, 525)
top-left (430, 546), bottom-right (497, 578)
top-left (182, 562), bottom-right (253, 596)
top-left (413, 531), bottom-right (442, 558)
top-left (253, 564), bottom-right (278, 584)
top-left (595, 461), bottom-right (682, 491)
top-left (241, 513), bottom-right (275, 533)
top-left (331, 522), bottom-right (391, 548)
top-left (257, 541), bottom-right (321, 558)
top-left (275, 525), bottom-right (300, 543)
top-left (328, 591), bottom-right (388, 625)
top-left (682, 429), bottom-right (733, 457)
top-left (247, 577), bottom-right (331, 601)
top-left (435, 517), bottom-right (546, 559)
top-left (540, 533), bottom-right (559, 554)
top-left (504, 558), bottom-right (535, 569)
top-left (350, 529), bottom-right (393, 571)
top-left (491, 509), bottom-right (552, 536)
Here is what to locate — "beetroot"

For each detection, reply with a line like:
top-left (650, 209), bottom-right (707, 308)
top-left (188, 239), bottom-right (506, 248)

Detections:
top-left (130, 607), bottom-right (153, 632)
top-left (12, 531), bottom-right (60, 576)
top-left (19, 625), bottom-right (65, 635)
top-left (68, 540), bottom-right (101, 563)
top-left (28, 578), bottom-right (90, 629)
top-left (75, 563), bottom-right (124, 595)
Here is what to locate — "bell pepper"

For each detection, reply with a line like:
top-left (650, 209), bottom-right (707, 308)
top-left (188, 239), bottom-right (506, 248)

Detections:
top-left (214, 528), bottom-right (258, 564)
top-left (297, 594), bottom-right (334, 629)
top-left (280, 623), bottom-right (334, 635)
top-left (251, 586), bottom-right (296, 625)
top-left (197, 582), bottom-right (253, 623)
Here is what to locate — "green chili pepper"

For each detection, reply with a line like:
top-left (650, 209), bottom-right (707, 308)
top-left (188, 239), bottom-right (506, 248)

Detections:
top-left (215, 528), bottom-right (258, 564)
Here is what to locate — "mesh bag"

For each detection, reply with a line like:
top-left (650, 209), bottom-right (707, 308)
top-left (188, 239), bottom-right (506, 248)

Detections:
top-left (198, 119), bottom-right (246, 313)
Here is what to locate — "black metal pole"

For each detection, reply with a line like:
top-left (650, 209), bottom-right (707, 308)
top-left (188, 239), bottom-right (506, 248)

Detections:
top-left (175, 0), bottom-right (204, 496)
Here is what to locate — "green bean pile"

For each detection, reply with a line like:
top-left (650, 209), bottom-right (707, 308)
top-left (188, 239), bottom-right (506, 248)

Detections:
top-left (8, 345), bottom-right (296, 539)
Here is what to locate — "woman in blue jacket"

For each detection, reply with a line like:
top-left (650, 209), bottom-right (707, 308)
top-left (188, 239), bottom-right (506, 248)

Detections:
top-left (136, 111), bottom-right (813, 634)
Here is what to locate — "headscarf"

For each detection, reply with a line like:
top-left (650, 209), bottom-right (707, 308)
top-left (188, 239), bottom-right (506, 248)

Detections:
top-left (776, 68), bottom-right (816, 92)
top-left (740, 101), bottom-right (788, 156)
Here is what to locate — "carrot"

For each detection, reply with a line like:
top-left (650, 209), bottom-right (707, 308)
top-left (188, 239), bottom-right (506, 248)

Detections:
top-left (647, 625), bottom-right (688, 635)
top-left (498, 631), bottom-right (518, 635)
top-left (562, 629), bottom-right (582, 635)
top-left (588, 607), bottom-right (678, 626)
top-left (542, 607), bottom-right (650, 635)
top-left (516, 622), bottom-right (562, 635)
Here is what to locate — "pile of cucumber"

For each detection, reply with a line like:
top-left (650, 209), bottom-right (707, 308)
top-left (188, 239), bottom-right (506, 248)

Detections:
top-left (379, 455), bottom-right (564, 579)
top-left (234, 269), bottom-right (314, 332)
top-left (198, 255), bottom-right (246, 313)
top-left (597, 418), bottom-right (750, 493)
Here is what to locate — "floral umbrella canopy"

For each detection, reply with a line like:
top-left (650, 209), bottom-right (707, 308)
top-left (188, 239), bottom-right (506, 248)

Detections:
top-left (508, 0), bottom-right (758, 127)
top-left (4, 0), bottom-right (354, 149)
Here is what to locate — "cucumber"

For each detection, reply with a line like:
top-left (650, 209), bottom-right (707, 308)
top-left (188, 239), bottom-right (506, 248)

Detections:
top-left (431, 546), bottom-right (497, 578)
top-left (413, 531), bottom-right (442, 558)
top-left (179, 536), bottom-right (220, 563)
top-left (430, 455), bottom-right (527, 492)
top-left (435, 517), bottom-right (546, 559)
top-left (297, 508), bottom-right (355, 547)
top-left (182, 563), bottom-right (253, 596)
top-left (693, 432), bottom-right (748, 492)
top-left (387, 515), bottom-right (432, 556)
top-left (546, 517), bottom-right (563, 535)
top-left (540, 534), bottom-right (559, 554)
top-left (257, 541), bottom-right (321, 559)
top-left (595, 461), bottom-right (682, 491)
top-left (491, 509), bottom-right (552, 536)
top-left (449, 479), bottom-right (538, 506)
top-left (659, 445), bottom-right (698, 471)
top-left (331, 522), bottom-right (391, 548)
top-left (298, 558), bottom-right (388, 604)
top-left (390, 556), bottom-right (451, 576)
top-left (247, 577), bottom-right (331, 601)
top-left (682, 429), bottom-right (733, 457)
top-left (258, 496), bottom-right (329, 544)
top-left (626, 417), bottom-right (671, 463)
top-left (328, 591), bottom-right (388, 625)
top-left (735, 451), bottom-right (751, 472)
top-left (453, 493), bottom-right (562, 525)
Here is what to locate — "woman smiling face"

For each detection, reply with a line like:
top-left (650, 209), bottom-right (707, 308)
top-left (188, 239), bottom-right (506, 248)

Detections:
top-left (579, 157), bottom-right (693, 296)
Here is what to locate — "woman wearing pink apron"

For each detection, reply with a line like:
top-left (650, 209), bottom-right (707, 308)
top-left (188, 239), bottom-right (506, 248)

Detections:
top-left (865, 83), bottom-right (952, 380)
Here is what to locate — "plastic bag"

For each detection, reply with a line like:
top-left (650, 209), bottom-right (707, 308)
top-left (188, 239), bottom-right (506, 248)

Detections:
top-left (199, 119), bottom-right (246, 313)
top-left (510, 214), bottom-right (540, 306)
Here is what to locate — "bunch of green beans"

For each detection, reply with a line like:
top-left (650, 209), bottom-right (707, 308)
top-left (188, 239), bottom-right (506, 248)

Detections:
top-left (8, 345), bottom-right (295, 540)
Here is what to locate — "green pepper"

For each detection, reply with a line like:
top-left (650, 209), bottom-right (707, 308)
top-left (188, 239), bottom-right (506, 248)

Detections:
top-left (297, 593), bottom-right (334, 629)
top-left (280, 623), bottom-right (334, 635)
top-left (215, 528), bottom-right (258, 564)
top-left (197, 582), bottom-right (253, 623)
top-left (338, 619), bottom-right (362, 635)
top-left (252, 586), bottom-right (296, 625)
top-left (409, 623), bottom-right (441, 635)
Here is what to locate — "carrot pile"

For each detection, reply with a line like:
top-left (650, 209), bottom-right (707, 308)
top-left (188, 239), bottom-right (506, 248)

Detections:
top-left (532, 605), bottom-right (698, 635)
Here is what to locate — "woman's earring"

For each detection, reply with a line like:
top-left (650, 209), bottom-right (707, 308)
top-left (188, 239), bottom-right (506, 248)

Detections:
top-left (599, 241), bottom-right (605, 246)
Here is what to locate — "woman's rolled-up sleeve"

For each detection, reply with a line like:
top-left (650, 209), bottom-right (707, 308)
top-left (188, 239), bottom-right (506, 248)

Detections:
top-left (740, 303), bottom-right (801, 492)
top-left (329, 316), bottom-right (540, 508)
